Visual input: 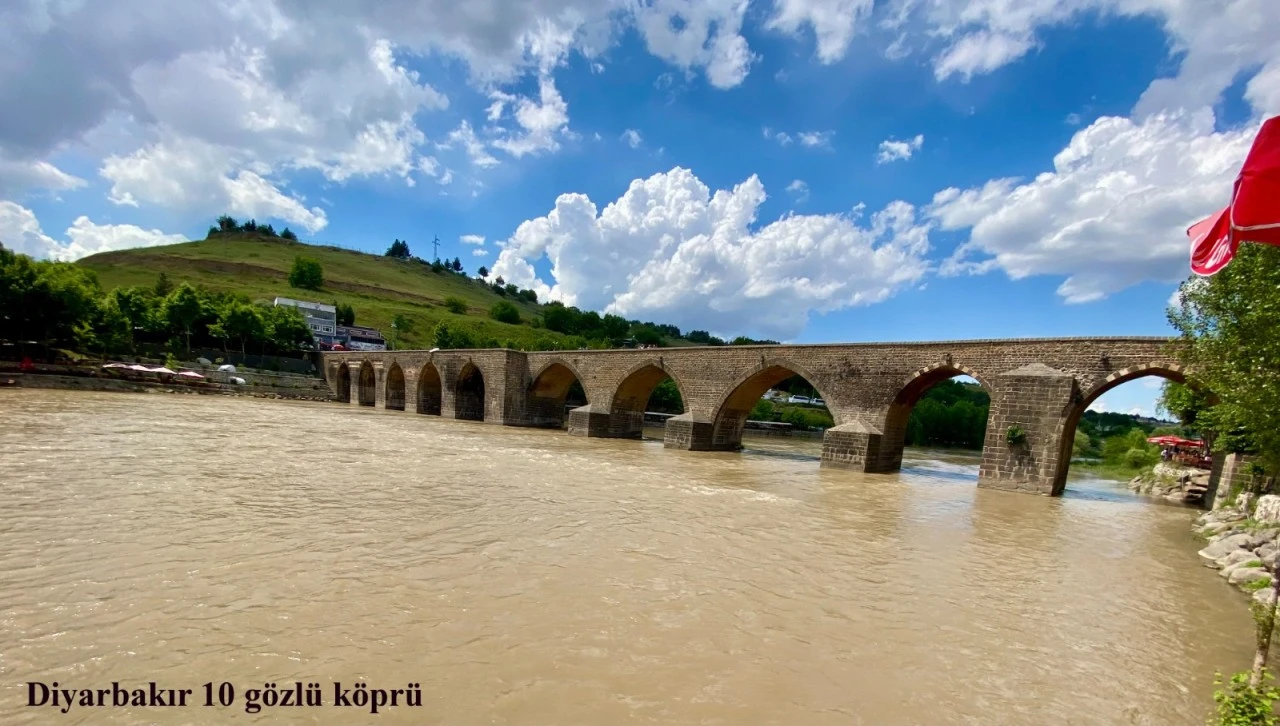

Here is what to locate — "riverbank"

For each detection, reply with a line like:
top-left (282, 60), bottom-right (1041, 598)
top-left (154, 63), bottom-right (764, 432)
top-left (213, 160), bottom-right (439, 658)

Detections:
top-left (1194, 500), bottom-right (1280, 606)
top-left (1127, 462), bottom-right (1212, 506)
top-left (1, 367), bottom-right (334, 401)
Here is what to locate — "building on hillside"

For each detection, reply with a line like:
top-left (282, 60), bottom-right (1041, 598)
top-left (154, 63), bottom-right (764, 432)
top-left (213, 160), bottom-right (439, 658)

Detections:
top-left (273, 297), bottom-right (337, 346)
top-left (338, 325), bottom-right (387, 351)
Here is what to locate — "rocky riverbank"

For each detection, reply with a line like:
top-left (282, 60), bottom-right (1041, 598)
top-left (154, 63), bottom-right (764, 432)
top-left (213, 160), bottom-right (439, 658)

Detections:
top-left (1194, 497), bottom-right (1280, 606)
top-left (1129, 462), bottom-right (1211, 505)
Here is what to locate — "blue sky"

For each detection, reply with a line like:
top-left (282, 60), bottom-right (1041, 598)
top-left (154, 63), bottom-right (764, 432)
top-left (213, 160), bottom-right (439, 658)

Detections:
top-left (2, 0), bottom-right (1278, 417)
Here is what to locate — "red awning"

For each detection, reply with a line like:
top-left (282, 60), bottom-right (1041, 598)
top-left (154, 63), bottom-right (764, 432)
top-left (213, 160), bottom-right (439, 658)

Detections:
top-left (1190, 115), bottom-right (1280, 275)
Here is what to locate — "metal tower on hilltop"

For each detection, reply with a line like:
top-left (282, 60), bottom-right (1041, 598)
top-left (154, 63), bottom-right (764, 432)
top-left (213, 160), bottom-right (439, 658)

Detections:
top-left (431, 235), bottom-right (440, 261)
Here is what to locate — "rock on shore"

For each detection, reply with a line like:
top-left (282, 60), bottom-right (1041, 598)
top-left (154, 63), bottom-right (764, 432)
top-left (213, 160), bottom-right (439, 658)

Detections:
top-left (1194, 499), bottom-right (1280, 605)
top-left (1130, 462), bottom-right (1211, 505)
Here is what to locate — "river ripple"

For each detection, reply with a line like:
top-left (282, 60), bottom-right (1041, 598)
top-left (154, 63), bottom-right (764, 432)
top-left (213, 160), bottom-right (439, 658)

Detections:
top-left (0, 389), bottom-right (1255, 725)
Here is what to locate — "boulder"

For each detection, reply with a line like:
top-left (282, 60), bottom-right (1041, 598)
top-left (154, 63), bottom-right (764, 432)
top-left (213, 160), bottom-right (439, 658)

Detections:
top-left (1201, 522), bottom-right (1235, 537)
top-left (1222, 549), bottom-right (1261, 569)
top-left (1201, 533), bottom-right (1255, 563)
top-left (1229, 567), bottom-right (1273, 587)
top-left (1251, 529), bottom-right (1280, 548)
top-left (1264, 550), bottom-right (1280, 570)
top-left (1256, 496), bottom-right (1280, 524)
top-left (1256, 588), bottom-right (1278, 607)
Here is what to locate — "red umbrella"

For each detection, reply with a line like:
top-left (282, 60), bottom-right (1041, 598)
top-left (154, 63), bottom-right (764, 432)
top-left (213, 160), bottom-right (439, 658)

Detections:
top-left (1189, 115), bottom-right (1280, 275)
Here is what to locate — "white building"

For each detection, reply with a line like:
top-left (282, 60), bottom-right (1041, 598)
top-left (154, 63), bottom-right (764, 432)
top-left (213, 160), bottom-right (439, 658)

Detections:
top-left (273, 297), bottom-right (338, 343)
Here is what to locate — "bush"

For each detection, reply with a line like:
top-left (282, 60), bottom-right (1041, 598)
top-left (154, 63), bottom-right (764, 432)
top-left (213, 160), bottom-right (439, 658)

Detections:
top-left (1210, 671), bottom-right (1280, 726)
top-left (750, 399), bottom-right (776, 421)
top-left (443, 296), bottom-right (468, 314)
top-left (288, 257), bottom-right (323, 290)
top-left (1123, 446), bottom-right (1157, 469)
top-left (490, 301), bottom-right (521, 324)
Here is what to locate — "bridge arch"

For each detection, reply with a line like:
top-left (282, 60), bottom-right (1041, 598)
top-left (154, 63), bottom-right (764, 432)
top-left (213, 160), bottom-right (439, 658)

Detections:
top-left (1048, 361), bottom-right (1190, 496)
top-left (334, 362), bottom-right (351, 403)
top-left (528, 359), bottom-right (588, 428)
top-left (870, 362), bottom-right (993, 472)
top-left (357, 361), bottom-right (376, 407)
top-left (455, 362), bottom-right (486, 421)
top-left (418, 363), bottom-right (442, 416)
top-left (606, 360), bottom-right (688, 438)
top-left (385, 362), bottom-right (406, 411)
top-left (708, 358), bottom-right (837, 451)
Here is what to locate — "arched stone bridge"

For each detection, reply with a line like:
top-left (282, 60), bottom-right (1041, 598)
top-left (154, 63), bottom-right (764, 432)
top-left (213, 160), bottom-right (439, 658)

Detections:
top-left (323, 337), bottom-right (1184, 497)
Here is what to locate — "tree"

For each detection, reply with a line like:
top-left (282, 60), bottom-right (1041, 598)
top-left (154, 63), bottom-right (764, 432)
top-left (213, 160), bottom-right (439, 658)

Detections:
top-left (386, 239), bottom-right (411, 259)
top-left (451, 256), bottom-right (463, 272)
top-left (494, 276), bottom-right (505, 286)
top-left (335, 302), bottom-right (355, 327)
top-left (1158, 380), bottom-right (1212, 432)
top-left (164, 283), bottom-right (204, 354)
top-left (490, 301), bottom-right (521, 324)
top-left (265, 305), bottom-right (313, 352)
top-left (602, 314), bottom-right (630, 340)
top-left (220, 302), bottom-right (265, 355)
top-left (154, 272), bottom-right (173, 297)
top-left (631, 323), bottom-right (664, 346)
top-left (432, 320), bottom-right (476, 349)
top-left (1169, 244), bottom-right (1280, 473)
top-left (288, 256), bottom-right (323, 291)
top-left (478, 266), bottom-right (489, 279)
top-left (216, 215), bottom-right (238, 232)
top-left (443, 296), bottom-right (467, 314)
top-left (281, 228), bottom-right (298, 241)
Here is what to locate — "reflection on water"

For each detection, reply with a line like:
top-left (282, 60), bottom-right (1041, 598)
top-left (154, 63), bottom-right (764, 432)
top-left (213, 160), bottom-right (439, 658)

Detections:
top-left (0, 390), bottom-right (1255, 725)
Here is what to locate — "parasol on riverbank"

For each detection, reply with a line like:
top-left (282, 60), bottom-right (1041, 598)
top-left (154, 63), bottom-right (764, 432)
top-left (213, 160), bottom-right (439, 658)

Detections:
top-left (1189, 114), bottom-right (1280, 275)
top-left (177, 370), bottom-right (205, 379)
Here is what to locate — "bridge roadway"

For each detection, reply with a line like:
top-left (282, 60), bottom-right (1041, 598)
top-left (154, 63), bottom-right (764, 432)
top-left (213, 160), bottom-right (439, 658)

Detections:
top-left (323, 337), bottom-right (1184, 496)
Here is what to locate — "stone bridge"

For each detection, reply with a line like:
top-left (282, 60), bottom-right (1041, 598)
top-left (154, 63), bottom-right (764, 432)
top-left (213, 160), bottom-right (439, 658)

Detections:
top-left (322, 337), bottom-right (1184, 497)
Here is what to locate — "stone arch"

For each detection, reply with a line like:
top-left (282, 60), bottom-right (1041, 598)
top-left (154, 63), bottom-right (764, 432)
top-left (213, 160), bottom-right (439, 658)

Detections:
top-left (334, 361), bottom-right (351, 403)
top-left (417, 363), bottom-right (442, 416)
top-left (357, 360), bottom-right (376, 407)
top-left (872, 362), bottom-right (994, 472)
top-left (385, 362), bottom-right (406, 411)
top-left (606, 360), bottom-right (688, 438)
top-left (527, 359), bottom-right (589, 428)
top-left (708, 358), bottom-right (837, 450)
top-left (455, 362), bottom-right (486, 421)
top-left (1048, 362), bottom-right (1190, 496)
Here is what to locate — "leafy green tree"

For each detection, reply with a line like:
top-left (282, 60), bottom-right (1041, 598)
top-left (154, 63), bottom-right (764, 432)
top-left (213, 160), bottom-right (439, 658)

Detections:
top-left (490, 301), bottom-right (521, 324)
top-left (1169, 244), bottom-right (1280, 472)
top-left (1158, 380), bottom-right (1212, 431)
top-left (153, 272), bottom-right (173, 297)
top-left (218, 302), bottom-right (265, 355)
top-left (602, 314), bottom-right (630, 340)
top-left (631, 324), bottom-right (664, 346)
top-left (164, 284), bottom-right (205, 354)
top-left (281, 228), bottom-right (298, 241)
top-left (443, 296), bottom-right (468, 314)
top-left (264, 304), bottom-right (313, 351)
top-left (335, 302), bottom-right (355, 327)
top-left (432, 320), bottom-right (476, 349)
top-left (216, 215), bottom-right (238, 232)
top-left (91, 296), bottom-right (132, 355)
top-left (451, 257), bottom-right (463, 272)
top-left (647, 378), bottom-right (683, 413)
top-left (288, 256), bottom-right (323, 290)
top-left (477, 266), bottom-right (489, 279)
top-left (386, 239), bottom-right (411, 259)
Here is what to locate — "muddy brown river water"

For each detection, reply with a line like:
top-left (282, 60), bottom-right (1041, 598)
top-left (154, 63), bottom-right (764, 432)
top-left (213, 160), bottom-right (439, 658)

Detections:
top-left (0, 389), bottom-right (1255, 724)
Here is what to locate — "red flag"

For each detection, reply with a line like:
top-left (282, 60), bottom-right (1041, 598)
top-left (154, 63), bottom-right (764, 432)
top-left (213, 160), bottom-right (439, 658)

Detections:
top-left (1189, 206), bottom-right (1236, 276)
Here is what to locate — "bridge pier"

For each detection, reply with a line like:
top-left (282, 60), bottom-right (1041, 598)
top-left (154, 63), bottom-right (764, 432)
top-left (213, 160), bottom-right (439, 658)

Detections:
top-left (663, 413), bottom-right (718, 450)
top-left (977, 364), bottom-right (1078, 496)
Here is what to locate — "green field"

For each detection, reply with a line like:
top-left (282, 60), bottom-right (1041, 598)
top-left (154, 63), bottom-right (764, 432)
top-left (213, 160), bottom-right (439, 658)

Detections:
top-left (78, 234), bottom-right (585, 350)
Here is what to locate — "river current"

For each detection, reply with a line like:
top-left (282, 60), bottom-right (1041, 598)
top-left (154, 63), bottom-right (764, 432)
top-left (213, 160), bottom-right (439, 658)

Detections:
top-left (0, 389), bottom-right (1255, 724)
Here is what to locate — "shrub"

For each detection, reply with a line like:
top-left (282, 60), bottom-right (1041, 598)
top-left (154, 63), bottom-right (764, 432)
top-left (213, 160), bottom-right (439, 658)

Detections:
top-left (1122, 447), bottom-right (1157, 468)
top-left (1210, 671), bottom-right (1280, 726)
top-left (288, 257), bottom-right (323, 290)
top-left (490, 301), bottom-right (521, 324)
top-left (1006, 425), bottom-right (1027, 446)
top-left (443, 296), bottom-right (468, 314)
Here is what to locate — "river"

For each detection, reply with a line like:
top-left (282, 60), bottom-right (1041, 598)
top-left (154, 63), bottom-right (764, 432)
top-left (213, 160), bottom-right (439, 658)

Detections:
top-left (0, 389), bottom-right (1254, 724)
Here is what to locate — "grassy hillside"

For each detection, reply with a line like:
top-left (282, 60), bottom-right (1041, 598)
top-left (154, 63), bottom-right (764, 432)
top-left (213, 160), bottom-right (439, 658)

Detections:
top-left (78, 234), bottom-right (578, 350)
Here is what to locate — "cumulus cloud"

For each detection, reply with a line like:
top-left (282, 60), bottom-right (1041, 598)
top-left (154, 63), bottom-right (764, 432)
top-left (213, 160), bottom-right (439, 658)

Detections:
top-left (621, 129), bottom-right (643, 148)
top-left (0, 156), bottom-right (86, 197)
top-left (631, 0), bottom-right (756, 89)
top-left (0, 201), bottom-right (185, 261)
top-left (763, 127), bottom-right (794, 146)
top-left (460, 234), bottom-right (486, 245)
top-left (797, 130), bottom-right (835, 149)
top-left (489, 167), bottom-right (931, 339)
top-left (932, 110), bottom-right (1256, 302)
top-left (876, 134), bottom-right (924, 163)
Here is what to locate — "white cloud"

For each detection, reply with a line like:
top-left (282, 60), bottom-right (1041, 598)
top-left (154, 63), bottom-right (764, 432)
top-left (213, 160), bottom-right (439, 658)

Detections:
top-left (0, 201), bottom-right (185, 261)
top-left (621, 129), bottom-right (643, 148)
top-left (472, 247), bottom-right (489, 257)
top-left (798, 130), bottom-right (835, 149)
top-left (876, 134), bottom-right (924, 163)
top-left (0, 156), bottom-right (86, 197)
top-left (763, 127), bottom-right (794, 146)
top-left (460, 234), bottom-right (486, 245)
top-left (786, 179), bottom-right (810, 202)
top-left (932, 110), bottom-right (1255, 303)
top-left (765, 0), bottom-right (875, 63)
top-left (489, 76), bottom-right (573, 158)
top-left (441, 121), bottom-right (500, 169)
top-left (490, 167), bottom-right (932, 339)
top-left (631, 0), bottom-right (755, 89)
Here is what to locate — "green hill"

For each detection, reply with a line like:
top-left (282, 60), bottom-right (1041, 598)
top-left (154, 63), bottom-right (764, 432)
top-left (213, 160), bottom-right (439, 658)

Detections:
top-left (78, 233), bottom-right (585, 350)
